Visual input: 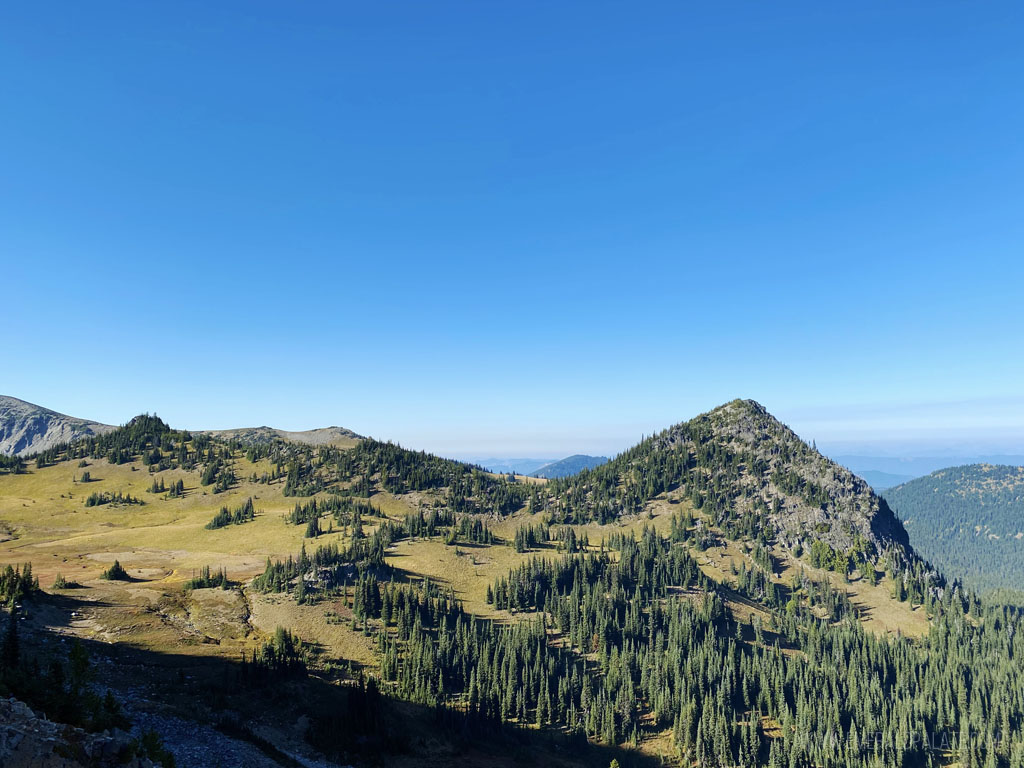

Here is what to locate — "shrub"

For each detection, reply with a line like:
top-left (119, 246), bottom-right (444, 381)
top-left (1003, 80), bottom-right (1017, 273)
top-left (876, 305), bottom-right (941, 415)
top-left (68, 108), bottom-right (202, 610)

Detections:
top-left (100, 561), bottom-right (129, 581)
top-left (52, 573), bottom-right (81, 589)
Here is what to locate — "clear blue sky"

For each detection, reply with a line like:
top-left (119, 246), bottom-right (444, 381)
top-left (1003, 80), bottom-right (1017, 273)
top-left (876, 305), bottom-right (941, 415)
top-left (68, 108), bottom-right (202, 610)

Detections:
top-left (3, 2), bottom-right (1023, 458)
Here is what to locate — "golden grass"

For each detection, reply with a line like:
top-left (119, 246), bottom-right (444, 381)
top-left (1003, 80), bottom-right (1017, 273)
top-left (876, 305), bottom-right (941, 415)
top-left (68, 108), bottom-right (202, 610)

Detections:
top-left (1, 457), bottom-right (319, 581)
top-left (248, 591), bottom-right (379, 668)
top-left (773, 549), bottom-right (930, 637)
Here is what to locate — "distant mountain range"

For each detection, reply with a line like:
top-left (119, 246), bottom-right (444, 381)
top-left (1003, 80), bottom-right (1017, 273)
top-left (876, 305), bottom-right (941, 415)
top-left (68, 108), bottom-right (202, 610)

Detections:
top-left (471, 455), bottom-right (610, 478)
top-left (530, 454), bottom-right (608, 478)
top-left (471, 457), bottom-right (557, 475)
top-left (835, 453), bottom-right (1024, 485)
top-left (0, 395), bottom-right (361, 456)
top-left (855, 470), bottom-right (916, 491)
top-left (883, 463), bottom-right (1024, 595)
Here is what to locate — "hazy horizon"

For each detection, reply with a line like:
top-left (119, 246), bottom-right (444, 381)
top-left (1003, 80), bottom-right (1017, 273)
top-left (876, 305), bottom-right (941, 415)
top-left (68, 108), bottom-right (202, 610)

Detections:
top-left (7, 391), bottom-right (1024, 465)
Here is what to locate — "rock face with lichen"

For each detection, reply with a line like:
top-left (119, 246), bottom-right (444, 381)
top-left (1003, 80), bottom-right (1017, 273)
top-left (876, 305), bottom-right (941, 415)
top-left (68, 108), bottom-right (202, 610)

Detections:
top-left (0, 697), bottom-right (165, 768)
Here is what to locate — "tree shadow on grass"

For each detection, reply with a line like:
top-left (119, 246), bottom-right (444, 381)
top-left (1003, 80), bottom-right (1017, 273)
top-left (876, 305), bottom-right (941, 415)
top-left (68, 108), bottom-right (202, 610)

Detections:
top-left (15, 589), bottom-right (662, 768)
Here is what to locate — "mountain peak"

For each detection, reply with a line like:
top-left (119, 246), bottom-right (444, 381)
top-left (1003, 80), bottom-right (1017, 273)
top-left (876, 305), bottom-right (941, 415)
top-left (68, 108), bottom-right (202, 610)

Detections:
top-left (0, 395), bottom-right (115, 456)
top-left (580, 399), bottom-right (912, 561)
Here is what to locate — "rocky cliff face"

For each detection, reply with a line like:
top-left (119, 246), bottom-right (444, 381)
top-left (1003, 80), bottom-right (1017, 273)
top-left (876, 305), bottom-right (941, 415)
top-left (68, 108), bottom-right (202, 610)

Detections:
top-left (678, 399), bottom-right (911, 554)
top-left (0, 396), bottom-right (114, 457)
top-left (0, 395), bottom-right (363, 456)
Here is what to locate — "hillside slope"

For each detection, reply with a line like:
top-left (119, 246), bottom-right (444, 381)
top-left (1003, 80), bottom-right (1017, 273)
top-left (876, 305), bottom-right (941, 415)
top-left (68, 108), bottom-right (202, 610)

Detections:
top-left (0, 395), bottom-right (115, 456)
top-left (530, 454), bottom-right (608, 478)
top-left (884, 463), bottom-right (1024, 594)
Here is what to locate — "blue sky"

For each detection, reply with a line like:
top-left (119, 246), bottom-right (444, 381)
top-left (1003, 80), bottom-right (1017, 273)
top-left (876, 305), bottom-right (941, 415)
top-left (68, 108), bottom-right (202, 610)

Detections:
top-left (3, 2), bottom-right (1024, 458)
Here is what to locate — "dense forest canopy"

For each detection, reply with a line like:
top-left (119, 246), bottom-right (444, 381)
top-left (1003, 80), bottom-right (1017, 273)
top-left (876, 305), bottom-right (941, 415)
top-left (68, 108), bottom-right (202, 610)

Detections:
top-left (249, 512), bottom-right (1018, 768)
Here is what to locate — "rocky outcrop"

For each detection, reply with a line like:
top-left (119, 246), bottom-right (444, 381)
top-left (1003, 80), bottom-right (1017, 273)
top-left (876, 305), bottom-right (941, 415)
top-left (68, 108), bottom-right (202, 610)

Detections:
top-left (0, 396), bottom-right (114, 457)
top-left (0, 697), bottom-right (166, 767)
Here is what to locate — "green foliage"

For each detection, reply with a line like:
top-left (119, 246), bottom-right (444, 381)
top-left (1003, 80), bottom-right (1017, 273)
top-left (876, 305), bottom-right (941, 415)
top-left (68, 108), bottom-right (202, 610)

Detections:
top-left (452, 515), bottom-right (495, 545)
top-left (512, 522), bottom-right (546, 553)
top-left (85, 490), bottom-right (143, 507)
top-left (252, 521), bottom-right (404, 595)
top-left (807, 539), bottom-right (857, 574)
top-left (183, 565), bottom-right (229, 590)
top-left (277, 438), bottom-right (530, 517)
top-left (205, 497), bottom-right (256, 529)
top-left (0, 563), bottom-right (38, 603)
top-left (150, 476), bottom-right (186, 497)
top-left (403, 508), bottom-right (453, 538)
top-left (286, 495), bottom-right (373, 526)
top-left (240, 626), bottom-right (307, 684)
top-left (59, 413), bottom-right (193, 469)
top-left (100, 560), bottom-right (129, 581)
top-left (0, 455), bottom-right (25, 474)
top-left (201, 457), bottom-right (236, 493)
top-left (52, 573), bottom-right (81, 590)
top-left (669, 509), bottom-right (694, 542)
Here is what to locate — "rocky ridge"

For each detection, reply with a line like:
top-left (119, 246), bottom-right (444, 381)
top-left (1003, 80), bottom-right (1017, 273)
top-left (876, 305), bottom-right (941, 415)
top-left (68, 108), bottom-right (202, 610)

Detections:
top-left (0, 396), bottom-right (114, 457)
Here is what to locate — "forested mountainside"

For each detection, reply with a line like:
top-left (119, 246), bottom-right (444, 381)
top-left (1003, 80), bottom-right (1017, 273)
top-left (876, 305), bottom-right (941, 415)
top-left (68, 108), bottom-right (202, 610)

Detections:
top-left (0, 395), bottom-right (114, 456)
top-left (4, 399), bottom-right (1020, 768)
top-left (531, 454), bottom-right (608, 478)
top-left (884, 464), bottom-right (1024, 595)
